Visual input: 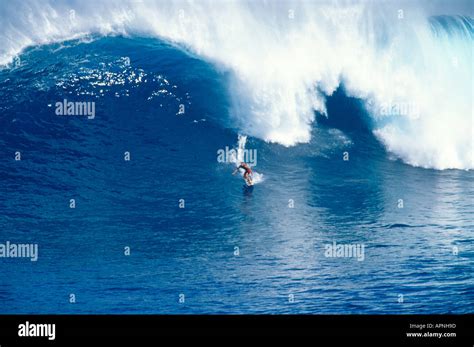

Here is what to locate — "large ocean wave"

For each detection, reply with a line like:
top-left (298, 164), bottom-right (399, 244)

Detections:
top-left (0, 0), bottom-right (472, 170)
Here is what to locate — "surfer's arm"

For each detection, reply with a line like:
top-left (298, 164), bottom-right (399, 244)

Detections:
top-left (232, 167), bottom-right (240, 175)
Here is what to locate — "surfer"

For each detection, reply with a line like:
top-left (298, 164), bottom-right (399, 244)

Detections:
top-left (233, 162), bottom-right (253, 185)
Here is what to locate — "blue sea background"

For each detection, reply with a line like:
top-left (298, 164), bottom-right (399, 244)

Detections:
top-left (0, 36), bottom-right (472, 314)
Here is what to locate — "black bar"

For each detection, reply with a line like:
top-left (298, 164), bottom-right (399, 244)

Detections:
top-left (0, 315), bottom-right (472, 343)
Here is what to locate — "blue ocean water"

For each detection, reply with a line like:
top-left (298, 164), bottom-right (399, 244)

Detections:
top-left (0, 35), bottom-right (472, 314)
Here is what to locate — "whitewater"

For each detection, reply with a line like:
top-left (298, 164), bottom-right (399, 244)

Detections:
top-left (0, 0), bottom-right (472, 170)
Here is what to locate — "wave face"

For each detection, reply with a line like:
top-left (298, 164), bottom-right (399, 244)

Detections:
top-left (1, 0), bottom-right (473, 169)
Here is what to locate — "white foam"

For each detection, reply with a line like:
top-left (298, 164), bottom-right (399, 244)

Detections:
top-left (1, 0), bottom-right (472, 169)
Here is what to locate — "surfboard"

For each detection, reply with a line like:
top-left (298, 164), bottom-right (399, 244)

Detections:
top-left (245, 177), bottom-right (254, 186)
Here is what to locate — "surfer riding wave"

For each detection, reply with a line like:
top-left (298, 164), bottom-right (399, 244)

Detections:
top-left (233, 162), bottom-right (253, 185)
